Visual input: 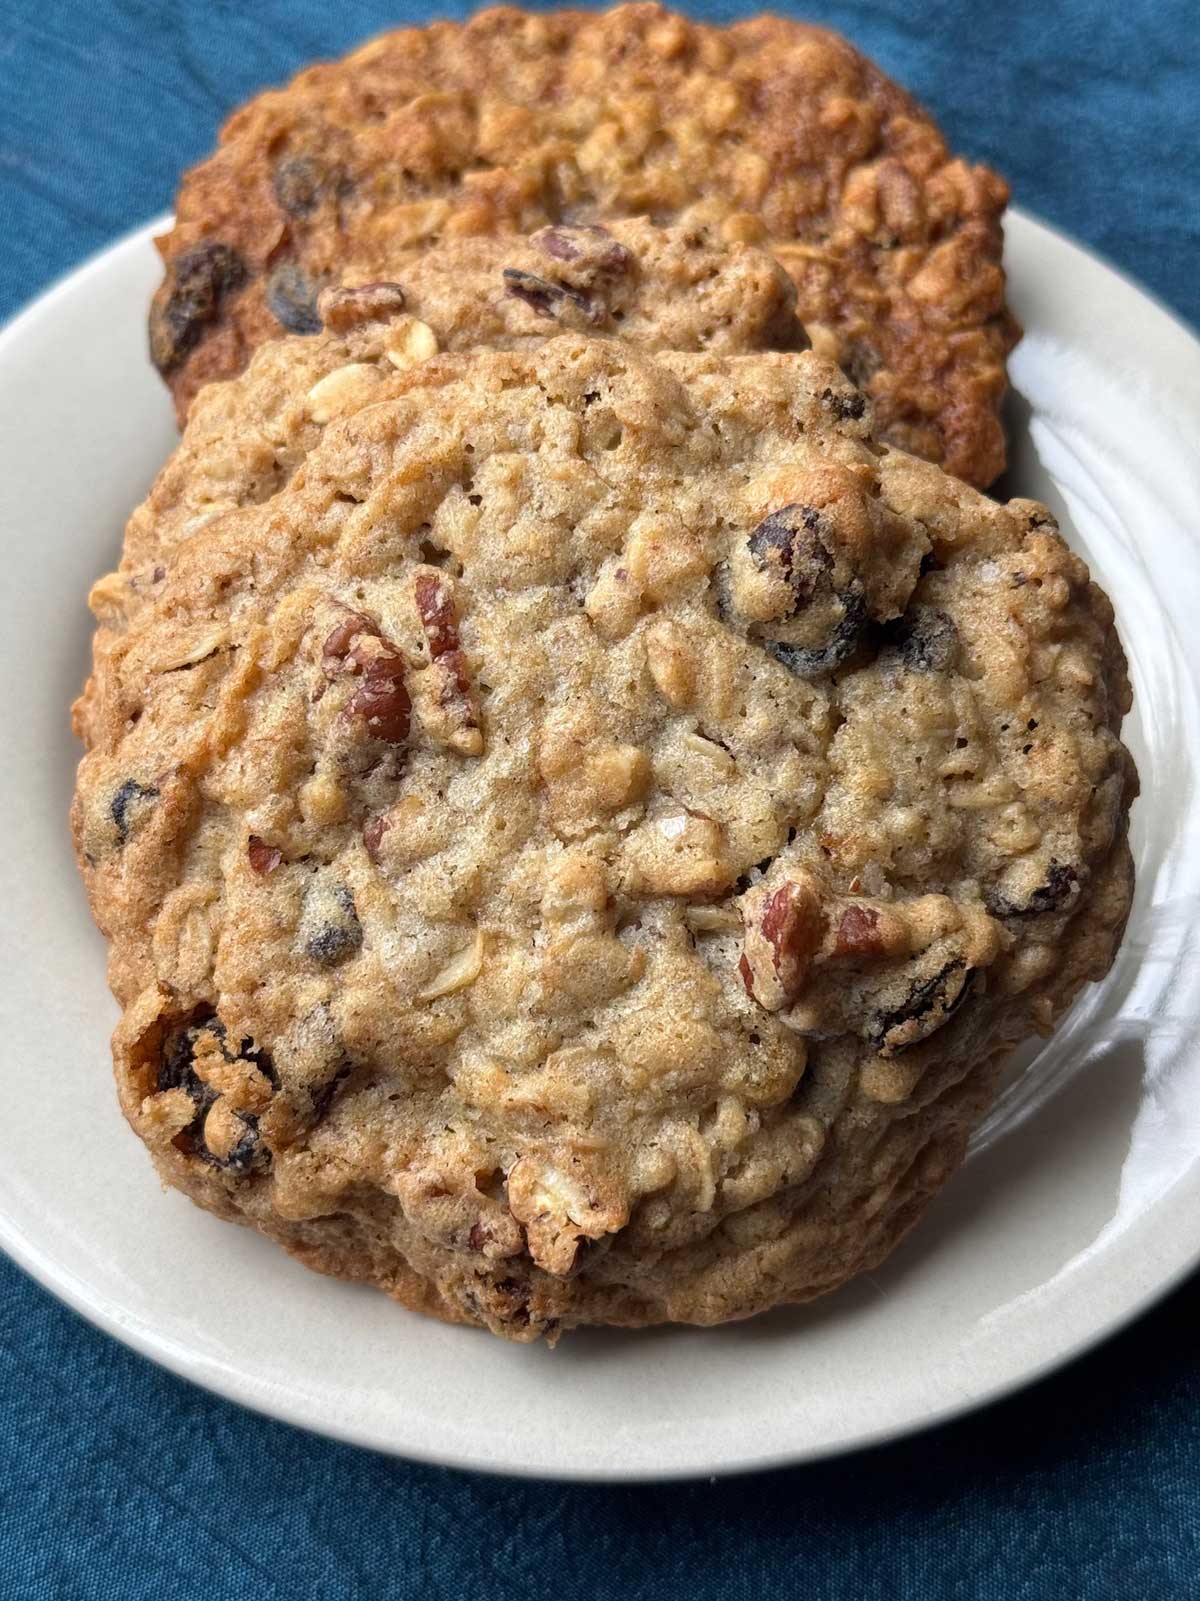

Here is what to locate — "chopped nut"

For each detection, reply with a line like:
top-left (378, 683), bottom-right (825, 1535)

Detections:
top-left (317, 281), bottom-right (407, 333)
top-left (247, 835), bottom-right (282, 875)
top-left (362, 812), bottom-right (391, 863)
top-left (503, 267), bottom-right (598, 324)
top-left (348, 642), bottom-right (411, 744)
top-left (321, 610), bottom-right (379, 674)
top-left (383, 317), bottom-right (439, 369)
top-left (306, 362), bottom-right (382, 422)
top-left (833, 904), bottom-right (884, 957)
top-left (417, 929), bottom-right (485, 1000)
top-left (321, 609), bottom-right (411, 745)
top-left (532, 223), bottom-right (632, 274)
top-left (739, 876), bottom-right (825, 1010)
top-left (413, 571), bottom-right (481, 754)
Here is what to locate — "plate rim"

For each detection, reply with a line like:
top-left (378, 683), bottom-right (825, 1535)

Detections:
top-left (2, 203), bottom-right (1199, 1482)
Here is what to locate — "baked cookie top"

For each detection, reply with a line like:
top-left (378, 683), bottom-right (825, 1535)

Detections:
top-left (74, 331), bottom-right (1134, 1339)
top-left (151, 2), bottom-right (1018, 485)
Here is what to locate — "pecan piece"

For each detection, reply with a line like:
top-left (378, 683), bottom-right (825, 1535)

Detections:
top-left (317, 281), bottom-right (407, 333)
top-left (414, 573), bottom-right (482, 755)
top-left (362, 812), bottom-right (391, 863)
top-left (322, 611), bottom-right (411, 745)
top-left (739, 877), bottom-right (825, 1010)
top-left (247, 836), bottom-right (282, 875)
top-left (532, 224), bottom-right (632, 273)
top-left (502, 267), bottom-right (601, 324)
top-left (833, 904), bottom-right (885, 958)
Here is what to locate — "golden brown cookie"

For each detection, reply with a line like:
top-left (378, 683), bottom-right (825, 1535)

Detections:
top-left (150, 3), bottom-right (1018, 484)
top-left (73, 318), bottom-right (1134, 1340)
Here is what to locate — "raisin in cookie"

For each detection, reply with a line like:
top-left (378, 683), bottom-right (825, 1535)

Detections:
top-left (150, 2), bottom-right (1018, 485)
top-left (321, 216), bottom-right (805, 356)
top-left (73, 330), bottom-right (1135, 1340)
top-left (122, 220), bottom-right (801, 580)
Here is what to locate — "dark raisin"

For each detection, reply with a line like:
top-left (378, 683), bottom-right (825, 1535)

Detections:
top-left (110, 779), bottom-right (159, 844)
top-left (272, 156), bottom-right (332, 218)
top-left (157, 1016), bottom-right (274, 1172)
top-left (764, 589), bottom-right (866, 679)
top-left (303, 882), bottom-right (362, 966)
top-left (821, 386), bottom-right (867, 422)
top-left (201, 1111), bottom-right (264, 1174)
top-left (266, 264), bottom-right (323, 335)
top-left (869, 960), bottom-right (975, 1055)
top-left (502, 268), bottom-right (599, 324)
top-left (149, 242), bottom-right (246, 374)
top-left (986, 861), bottom-right (1079, 919)
top-left (747, 504), bottom-right (830, 604)
top-left (159, 1015), bottom-right (273, 1093)
top-left (878, 607), bottom-right (959, 673)
top-left (491, 1277), bottom-right (531, 1326)
top-left (157, 1017), bottom-right (216, 1104)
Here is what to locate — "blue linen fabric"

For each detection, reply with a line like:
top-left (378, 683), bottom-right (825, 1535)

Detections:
top-left (1, 0), bottom-right (1198, 1594)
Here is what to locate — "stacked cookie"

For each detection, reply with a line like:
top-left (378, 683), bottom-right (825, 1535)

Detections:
top-left (73, 6), bottom-right (1135, 1340)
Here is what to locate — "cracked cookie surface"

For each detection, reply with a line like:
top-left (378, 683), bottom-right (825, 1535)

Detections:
top-left (73, 329), bottom-right (1135, 1340)
top-left (151, 2), bottom-right (1018, 485)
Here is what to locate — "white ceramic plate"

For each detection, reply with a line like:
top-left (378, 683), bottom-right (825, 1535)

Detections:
top-left (1, 210), bottom-right (1198, 1482)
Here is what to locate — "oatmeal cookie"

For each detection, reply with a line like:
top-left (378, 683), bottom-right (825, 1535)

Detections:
top-left (151, 3), bottom-right (1018, 485)
top-left (73, 328), bottom-right (1134, 1340)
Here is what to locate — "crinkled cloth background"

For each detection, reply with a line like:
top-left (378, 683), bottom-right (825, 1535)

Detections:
top-left (1, 1), bottom-right (1198, 1597)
